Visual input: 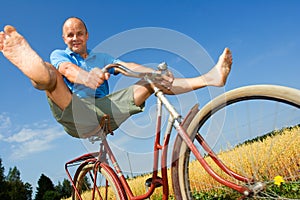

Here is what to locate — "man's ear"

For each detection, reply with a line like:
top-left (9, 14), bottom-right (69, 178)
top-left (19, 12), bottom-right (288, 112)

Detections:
top-left (62, 35), bottom-right (67, 44)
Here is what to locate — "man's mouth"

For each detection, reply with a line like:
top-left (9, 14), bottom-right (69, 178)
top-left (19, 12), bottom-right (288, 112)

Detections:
top-left (73, 43), bottom-right (81, 47)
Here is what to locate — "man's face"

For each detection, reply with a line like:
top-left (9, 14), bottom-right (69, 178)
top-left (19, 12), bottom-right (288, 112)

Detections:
top-left (62, 19), bottom-right (89, 57)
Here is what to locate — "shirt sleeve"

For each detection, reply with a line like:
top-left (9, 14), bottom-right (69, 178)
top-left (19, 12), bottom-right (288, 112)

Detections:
top-left (50, 50), bottom-right (72, 69)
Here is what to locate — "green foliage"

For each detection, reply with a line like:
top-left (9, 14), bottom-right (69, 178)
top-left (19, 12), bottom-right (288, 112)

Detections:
top-left (7, 166), bottom-right (21, 182)
top-left (35, 174), bottom-right (55, 200)
top-left (6, 178), bottom-right (32, 200)
top-left (0, 157), bottom-right (73, 200)
top-left (0, 158), bottom-right (10, 199)
top-left (188, 182), bottom-right (300, 200)
top-left (265, 182), bottom-right (300, 199)
top-left (0, 159), bottom-right (5, 183)
top-left (72, 175), bottom-right (91, 193)
top-left (36, 174), bottom-right (97, 200)
top-left (55, 179), bottom-right (73, 199)
top-left (82, 176), bottom-right (91, 191)
top-left (0, 161), bottom-right (33, 200)
top-left (192, 189), bottom-right (239, 200)
top-left (42, 190), bottom-right (61, 200)
top-left (35, 174), bottom-right (73, 200)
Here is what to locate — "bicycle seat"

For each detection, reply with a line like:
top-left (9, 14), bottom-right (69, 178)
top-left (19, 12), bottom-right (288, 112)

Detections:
top-left (82, 114), bottom-right (114, 142)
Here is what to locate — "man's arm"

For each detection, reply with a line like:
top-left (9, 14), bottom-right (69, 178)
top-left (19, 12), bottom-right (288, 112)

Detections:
top-left (59, 62), bottom-right (109, 90)
top-left (114, 61), bottom-right (153, 74)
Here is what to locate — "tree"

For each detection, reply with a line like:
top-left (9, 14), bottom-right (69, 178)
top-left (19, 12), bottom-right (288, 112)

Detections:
top-left (55, 179), bottom-right (72, 199)
top-left (7, 166), bottom-right (21, 182)
top-left (42, 191), bottom-right (61, 200)
top-left (35, 174), bottom-right (55, 200)
top-left (0, 158), bottom-right (9, 199)
top-left (6, 166), bottom-right (32, 200)
top-left (24, 183), bottom-right (33, 200)
top-left (82, 176), bottom-right (91, 191)
top-left (0, 158), bottom-right (5, 184)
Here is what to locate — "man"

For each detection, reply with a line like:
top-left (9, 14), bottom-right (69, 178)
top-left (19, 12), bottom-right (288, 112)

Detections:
top-left (0, 17), bottom-right (232, 138)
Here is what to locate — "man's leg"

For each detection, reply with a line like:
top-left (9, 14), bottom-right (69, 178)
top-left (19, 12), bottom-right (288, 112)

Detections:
top-left (0, 25), bottom-right (71, 110)
top-left (133, 48), bottom-right (233, 106)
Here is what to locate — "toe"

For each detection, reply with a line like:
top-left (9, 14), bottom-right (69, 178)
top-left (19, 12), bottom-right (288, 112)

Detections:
top-left (4, 25), bottom-right (17, 35)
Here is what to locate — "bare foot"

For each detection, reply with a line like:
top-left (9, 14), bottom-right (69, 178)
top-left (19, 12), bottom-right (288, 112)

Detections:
top-left (204, 47), bottom-right (232, 87)
top-left (0, 25), bottom-right (52, 85)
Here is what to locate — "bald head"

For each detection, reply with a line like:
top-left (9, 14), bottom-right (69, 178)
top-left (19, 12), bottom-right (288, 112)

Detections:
top-left (62, 17), bottom-right (88, 36)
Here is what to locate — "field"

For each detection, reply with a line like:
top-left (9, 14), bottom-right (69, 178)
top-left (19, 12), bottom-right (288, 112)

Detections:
top-left (65, 125), bottom-right (300, 199)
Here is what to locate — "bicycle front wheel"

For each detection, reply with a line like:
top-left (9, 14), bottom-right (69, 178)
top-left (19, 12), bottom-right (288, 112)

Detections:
top-left (72, 162), bottom-right (127, 200)
top-left (172, 85), bottom-right (300, 199)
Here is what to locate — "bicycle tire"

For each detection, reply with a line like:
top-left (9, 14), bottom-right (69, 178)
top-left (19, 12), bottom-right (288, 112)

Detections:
top-left (172, 85), bottom-right (300, 199)
top-left (72, 162), bottom-right (127, 200)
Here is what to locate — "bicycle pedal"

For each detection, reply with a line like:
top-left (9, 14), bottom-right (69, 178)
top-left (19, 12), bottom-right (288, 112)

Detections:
top-left (145, 177), bottom-right (163, 188)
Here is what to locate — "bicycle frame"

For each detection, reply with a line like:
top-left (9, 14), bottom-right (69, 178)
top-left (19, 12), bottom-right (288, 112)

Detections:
top-left (65, 80), bottom-right (183, 199)
top-left (65, 65), bottom-right (260, 199)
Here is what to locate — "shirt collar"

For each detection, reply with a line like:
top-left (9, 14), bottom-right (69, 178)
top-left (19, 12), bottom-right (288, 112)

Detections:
top-left (65, 48), bottom-right (92, 59)
top-left (65, 47), bottom-right (75, 56)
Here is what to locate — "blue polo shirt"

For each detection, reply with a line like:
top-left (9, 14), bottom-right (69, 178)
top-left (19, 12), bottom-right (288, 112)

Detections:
top-left (50, 48), bottom-right (119, 98)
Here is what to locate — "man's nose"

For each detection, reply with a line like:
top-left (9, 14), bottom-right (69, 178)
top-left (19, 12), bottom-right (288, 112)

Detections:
top-left (72, 34), bottom-right (78, 40)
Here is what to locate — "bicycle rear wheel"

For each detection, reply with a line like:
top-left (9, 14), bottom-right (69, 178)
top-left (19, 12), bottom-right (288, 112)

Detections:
top-left (72, 162), bottom-right (127, 200)
top-left (172, 85), bottom-right (300, 199)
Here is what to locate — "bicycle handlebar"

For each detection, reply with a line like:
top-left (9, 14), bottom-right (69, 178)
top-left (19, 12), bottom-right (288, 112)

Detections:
top-left (102, 64), bottom-right (145, 78)
top-left (101, 62), bottom-right (169, 80)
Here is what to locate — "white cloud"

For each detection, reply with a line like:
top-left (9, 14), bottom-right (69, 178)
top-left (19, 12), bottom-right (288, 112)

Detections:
top-left (0, 113), bottom-right (12, 130)
top-left (2, 124), bottom-right (65, 160)
top-left (4, 128), bottom-right (40, 143)
top-left (0, 113), bottom-right (13, 141)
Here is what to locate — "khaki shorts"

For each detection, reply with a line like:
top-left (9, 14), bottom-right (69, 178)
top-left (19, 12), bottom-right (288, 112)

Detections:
top-left (48, 86), bottom-right (144, 138)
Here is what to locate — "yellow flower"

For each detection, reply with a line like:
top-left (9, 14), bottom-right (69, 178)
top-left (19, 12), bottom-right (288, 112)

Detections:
top-left (274, 175), bottom-right (285, 186)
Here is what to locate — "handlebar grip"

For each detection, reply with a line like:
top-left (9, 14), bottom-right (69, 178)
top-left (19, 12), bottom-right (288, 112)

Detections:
top-left (101, 63), bottom-right (119, 73)
top-left (157, 62), bottom-right (168, 71)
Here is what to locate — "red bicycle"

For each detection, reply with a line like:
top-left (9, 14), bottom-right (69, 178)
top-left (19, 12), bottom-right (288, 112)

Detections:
top-left (65, 63), bottom-right (300, 199)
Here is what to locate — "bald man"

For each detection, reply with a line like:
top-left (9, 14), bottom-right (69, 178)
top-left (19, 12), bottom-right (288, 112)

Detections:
top-left (0, 17), bottom-right (232, 138)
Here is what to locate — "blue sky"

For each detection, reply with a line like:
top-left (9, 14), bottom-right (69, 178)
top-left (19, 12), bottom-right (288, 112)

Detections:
top-left (0, 0), bottom-right (299, 194)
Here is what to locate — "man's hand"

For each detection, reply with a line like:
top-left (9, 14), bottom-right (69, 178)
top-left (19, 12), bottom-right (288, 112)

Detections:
top-left (82, 68), bottom-right (110, 90)
top-left (153, 69), bottom-right (174, 90)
